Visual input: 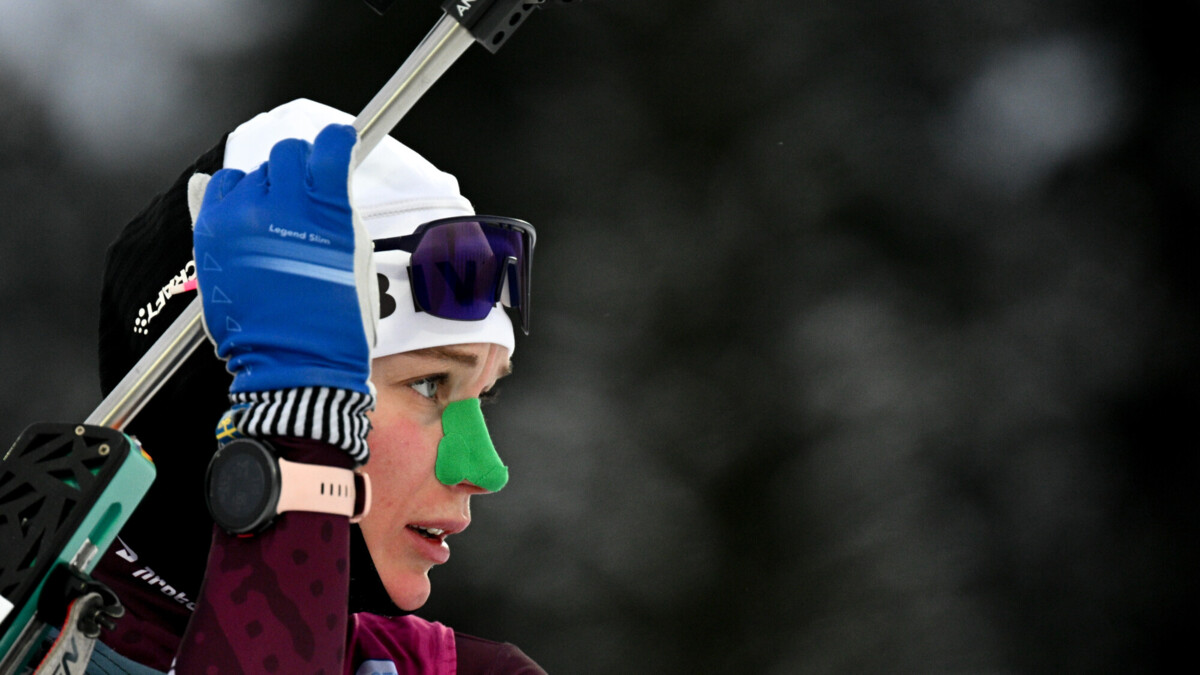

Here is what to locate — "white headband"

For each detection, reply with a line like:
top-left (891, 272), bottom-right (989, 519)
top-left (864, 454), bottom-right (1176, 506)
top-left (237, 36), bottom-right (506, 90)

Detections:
top-left (222, 98), bottom-right (516, 357)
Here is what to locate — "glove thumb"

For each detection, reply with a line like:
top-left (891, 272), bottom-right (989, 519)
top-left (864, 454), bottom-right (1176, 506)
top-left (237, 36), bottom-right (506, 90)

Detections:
top-left (187, 171), bottom-right (218, 353)
top-left (187, 172), bottom-right (212, 227)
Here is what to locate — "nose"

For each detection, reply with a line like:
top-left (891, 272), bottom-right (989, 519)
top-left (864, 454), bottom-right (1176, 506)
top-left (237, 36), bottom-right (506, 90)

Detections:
top-left (435, 398), bottom-right (509, 493)
top-left (454, 479), bottom-right (490, 495)
top-left (450, 343), bottom-right (509, 400)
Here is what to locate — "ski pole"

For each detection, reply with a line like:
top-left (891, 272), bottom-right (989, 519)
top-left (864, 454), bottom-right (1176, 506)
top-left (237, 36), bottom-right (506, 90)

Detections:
top-left (87, 1), bottom-right (573, 431)
top-left (84, 13), bottom-right (471, 430)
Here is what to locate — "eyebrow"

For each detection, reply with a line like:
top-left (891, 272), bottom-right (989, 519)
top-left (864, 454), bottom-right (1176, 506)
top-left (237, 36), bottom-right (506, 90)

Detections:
top-left (417, 346), bottom-right (478, 367)
top-left (412, 346), bottom-right (514, 377)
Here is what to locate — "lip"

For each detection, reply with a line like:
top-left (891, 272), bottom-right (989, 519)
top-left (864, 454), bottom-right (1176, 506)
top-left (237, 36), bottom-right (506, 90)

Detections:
top-left (404, 519), bottom-right (469, 565)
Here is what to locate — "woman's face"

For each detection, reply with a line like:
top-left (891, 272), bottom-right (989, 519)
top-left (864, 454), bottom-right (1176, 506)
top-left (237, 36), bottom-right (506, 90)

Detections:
top-left (360, 342), bottom-right (511, 610)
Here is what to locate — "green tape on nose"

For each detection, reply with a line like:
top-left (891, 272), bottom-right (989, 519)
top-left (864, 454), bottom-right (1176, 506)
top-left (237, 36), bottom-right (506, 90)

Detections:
top-left (435, 398), bottom-right (509, 492)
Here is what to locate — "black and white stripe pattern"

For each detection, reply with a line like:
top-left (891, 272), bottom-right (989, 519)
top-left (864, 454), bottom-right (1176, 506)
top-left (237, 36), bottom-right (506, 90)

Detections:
top-left (230, 387), bottom-right (374, 464)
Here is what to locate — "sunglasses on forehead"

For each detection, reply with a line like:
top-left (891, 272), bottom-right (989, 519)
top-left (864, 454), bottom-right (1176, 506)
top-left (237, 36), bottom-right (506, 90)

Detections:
top-left (373, 215), bottom-right (535, 335)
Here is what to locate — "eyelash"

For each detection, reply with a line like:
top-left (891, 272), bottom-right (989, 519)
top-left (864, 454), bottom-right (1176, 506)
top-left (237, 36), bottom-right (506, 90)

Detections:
top-left (409, 375), bottom-right (446, 399)
top-left (406, 376), bottom-right (501, 404)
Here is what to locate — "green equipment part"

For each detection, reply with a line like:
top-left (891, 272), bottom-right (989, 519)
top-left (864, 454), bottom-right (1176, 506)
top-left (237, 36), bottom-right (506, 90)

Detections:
top-left (0, 423), bottom-right (156, 673)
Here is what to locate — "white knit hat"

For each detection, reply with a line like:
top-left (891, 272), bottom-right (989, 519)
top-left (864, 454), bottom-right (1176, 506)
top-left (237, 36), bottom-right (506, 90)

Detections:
top-left (222, 98), bottom-right (516, 357)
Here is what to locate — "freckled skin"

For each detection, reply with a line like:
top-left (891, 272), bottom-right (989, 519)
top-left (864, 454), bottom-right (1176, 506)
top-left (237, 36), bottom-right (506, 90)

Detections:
top-left (359, 342), bottom-right (510, 610)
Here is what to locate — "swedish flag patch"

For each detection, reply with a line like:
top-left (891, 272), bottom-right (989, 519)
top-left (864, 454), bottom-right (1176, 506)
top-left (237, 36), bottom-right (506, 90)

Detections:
top-left (215, 403), bottom-right (249, 447)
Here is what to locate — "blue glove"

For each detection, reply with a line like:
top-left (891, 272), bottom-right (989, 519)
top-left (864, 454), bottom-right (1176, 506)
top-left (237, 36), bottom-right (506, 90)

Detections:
top-left (192, 124), bottom-right (378, 398)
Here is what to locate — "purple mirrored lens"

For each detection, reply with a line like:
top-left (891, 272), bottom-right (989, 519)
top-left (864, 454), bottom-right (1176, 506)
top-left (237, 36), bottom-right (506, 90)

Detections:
top-left (409, 221), bottom-right (503, 321)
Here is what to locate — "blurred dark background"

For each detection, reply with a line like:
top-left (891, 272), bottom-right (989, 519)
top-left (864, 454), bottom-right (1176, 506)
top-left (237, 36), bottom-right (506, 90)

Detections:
top-left (2, 1), bottom-right (1196, 672)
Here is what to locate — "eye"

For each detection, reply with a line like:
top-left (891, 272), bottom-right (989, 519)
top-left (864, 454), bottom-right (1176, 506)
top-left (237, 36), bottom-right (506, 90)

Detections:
top-left (479, 385), bottom-right (501, 405)
top-left (409, 376), bottom-right (441, 399)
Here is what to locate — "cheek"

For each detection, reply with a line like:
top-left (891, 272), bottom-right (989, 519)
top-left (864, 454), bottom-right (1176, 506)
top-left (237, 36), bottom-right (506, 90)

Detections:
top-left (361, 404), bottom-right (441, 515)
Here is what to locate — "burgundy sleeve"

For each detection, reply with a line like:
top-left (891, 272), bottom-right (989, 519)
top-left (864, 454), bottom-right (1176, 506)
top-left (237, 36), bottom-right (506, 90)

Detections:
top-left (172, 438), bottom-right (354, 675)
top-left (454, 632), bottom-right (548, 675)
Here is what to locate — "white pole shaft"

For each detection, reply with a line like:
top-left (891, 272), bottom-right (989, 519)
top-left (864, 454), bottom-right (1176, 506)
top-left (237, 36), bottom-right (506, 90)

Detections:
top-left (86, 14), bottom-right (474, 431)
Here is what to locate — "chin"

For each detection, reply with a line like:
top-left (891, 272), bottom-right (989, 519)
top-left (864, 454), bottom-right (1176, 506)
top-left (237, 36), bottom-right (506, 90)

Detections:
top-left (385, 572), bottom-right (432, 611)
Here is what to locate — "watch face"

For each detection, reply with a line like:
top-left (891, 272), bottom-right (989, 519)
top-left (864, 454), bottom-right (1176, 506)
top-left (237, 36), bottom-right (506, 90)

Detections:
top-left (205, 439), bottom-right (280, 533)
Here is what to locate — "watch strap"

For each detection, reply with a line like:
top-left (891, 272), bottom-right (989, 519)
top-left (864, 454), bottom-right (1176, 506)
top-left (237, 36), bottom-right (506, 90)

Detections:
top-left (276, 458), bottom-right (371, 523)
